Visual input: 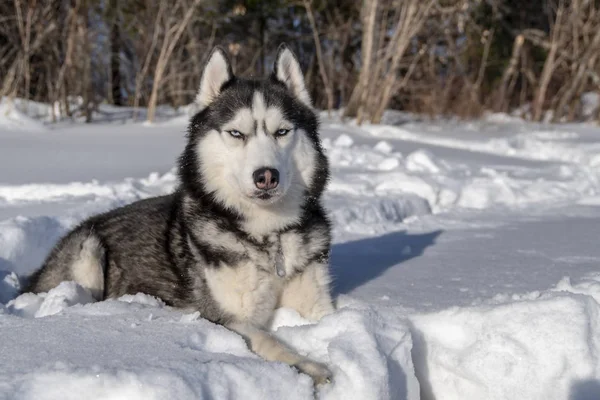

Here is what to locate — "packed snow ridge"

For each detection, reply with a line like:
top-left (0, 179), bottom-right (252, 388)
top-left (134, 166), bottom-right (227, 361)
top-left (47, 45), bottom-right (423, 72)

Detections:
top-left (3, 274), bottom-right (600, 399)
top-left (2, 106), bottom-right (600, 399)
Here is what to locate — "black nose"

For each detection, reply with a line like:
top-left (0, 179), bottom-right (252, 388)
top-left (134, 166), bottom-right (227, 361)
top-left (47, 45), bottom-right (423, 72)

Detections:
top-left (253, 167), bottom-right (279, 190)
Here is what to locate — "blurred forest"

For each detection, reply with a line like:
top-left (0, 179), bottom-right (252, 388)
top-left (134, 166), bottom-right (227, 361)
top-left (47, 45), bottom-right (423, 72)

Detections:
top-left (1, 0), bottom-right (599, 123)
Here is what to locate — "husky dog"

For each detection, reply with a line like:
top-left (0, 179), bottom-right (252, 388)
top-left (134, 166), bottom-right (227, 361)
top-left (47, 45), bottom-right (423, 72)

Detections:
top-left (25, 44), bottom-right (334, 384)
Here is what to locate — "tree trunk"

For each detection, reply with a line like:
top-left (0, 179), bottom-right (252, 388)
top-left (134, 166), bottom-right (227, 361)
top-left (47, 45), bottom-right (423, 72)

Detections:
top-left (81, 1), bottom-right (93, 123)
top-left (146, 0), bottom-right (200, 123)
top-left (371, 0), bottom-right (433, 123)
top-left (109, 0), bottom-right (123, 106)
top-left (133, 1), bottom-right (166, 120)
top-left (344, 0), bottom-right (378, 122)
top-left (532, 2), bottom-right (564, 122)
top-left (553, 28), bottom-right (600, 122)
top-left (258, 14), bottom-right (266, 76)
top-left (146, 63), bottom-right (164, 123)
top-left (303, 0), bottom-right (334, 114)
top-left (496, 34), bottom-right (524, 112)
top-left (372, 1), bottom-right (429, 123)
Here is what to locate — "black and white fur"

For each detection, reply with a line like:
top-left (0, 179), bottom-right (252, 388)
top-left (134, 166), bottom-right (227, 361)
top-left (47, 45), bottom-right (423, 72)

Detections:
top-left (25, 45), bottom-right (335, 384)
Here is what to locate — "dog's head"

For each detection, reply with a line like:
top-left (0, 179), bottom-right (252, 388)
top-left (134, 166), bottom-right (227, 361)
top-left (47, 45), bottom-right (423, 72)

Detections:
top-left (181, 44), bottom-right (328, 233)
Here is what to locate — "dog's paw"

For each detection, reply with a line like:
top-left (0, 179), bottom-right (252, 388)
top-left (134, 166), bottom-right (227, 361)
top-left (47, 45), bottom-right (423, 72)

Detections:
top-left (294, 359), bottom-right (332, 385)
top-left (306, 302), bottom-right (335, 322)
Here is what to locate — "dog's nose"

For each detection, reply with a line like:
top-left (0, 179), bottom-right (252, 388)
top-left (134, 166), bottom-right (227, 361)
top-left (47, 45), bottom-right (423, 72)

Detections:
top-left (253, 167), bottom-right (279, 190)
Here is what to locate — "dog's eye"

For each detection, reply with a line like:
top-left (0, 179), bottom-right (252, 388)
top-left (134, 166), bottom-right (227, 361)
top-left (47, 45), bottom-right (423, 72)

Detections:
top-left (227, 130), bottom-right (244, 139)
top-left (275, 128), bottom-right (291, 137)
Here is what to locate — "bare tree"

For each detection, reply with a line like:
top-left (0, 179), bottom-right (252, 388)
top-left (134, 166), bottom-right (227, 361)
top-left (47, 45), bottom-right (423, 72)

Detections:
top-left (303, 0), bottom-right (334, 115)
top-left (80, 0), bottom-right (93, 123)
top-left (344, 0), bottom-right (434, 124)
top-left (515, 0), bottom-right (600, 122)
top-left (370, 0), bottom-right (434, 123)
top-left (146, 0), bottom-right (202, 123)
top-left (109, 0), bottom-right (123, 106)
top-left (531, 0), bottom-right (565, 121)
top-left (344, 0), bottom-right (379, 121)
top-left (495, 34), bottom-right (524, 113)
top-left (552, 1), bottom-right (600, 121)
top-left (1, 0), bottom-right (598, 125)
top-left (53, 0), bottom-right (82, 119)
top-left (1, 0), bottom-right (56, 110)
top-left (131, 1), bottom-right (166, 120)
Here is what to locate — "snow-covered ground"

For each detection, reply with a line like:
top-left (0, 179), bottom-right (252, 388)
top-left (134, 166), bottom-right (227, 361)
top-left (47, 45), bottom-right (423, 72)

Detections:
top-left (2, 104), bottom-right (600, 399)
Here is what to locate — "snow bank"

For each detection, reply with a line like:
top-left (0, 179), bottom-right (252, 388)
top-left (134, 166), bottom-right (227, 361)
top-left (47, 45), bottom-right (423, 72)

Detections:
top-left (8, 281), bottom-right (96, 318)
top-left (6, 370), bottom-right (200, 400)
top-left (0, 171), bottom-right (177, 206)
top-left (0, 100), bottom-right (46, 131)
top-left (2, 283), bottom-right (420, 400)
top-left (357, 124), bottom-right (600, 212)
top-left (272, 307), bottom-right (419, 400)
top-left (2, 283), bottom-right (316, 400)
top-left (411, 275), bottom-right (600, 400)
top-left (0, 216), bottom-right (67, 276)
top-left (4, 275), bottom-right (600, 400)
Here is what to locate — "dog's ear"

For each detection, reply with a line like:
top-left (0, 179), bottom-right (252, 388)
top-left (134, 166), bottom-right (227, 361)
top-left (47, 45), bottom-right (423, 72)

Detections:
top-left (196, 47), bottom-right (234, 110)
top-left (272, 44), bottom-right (311, 107)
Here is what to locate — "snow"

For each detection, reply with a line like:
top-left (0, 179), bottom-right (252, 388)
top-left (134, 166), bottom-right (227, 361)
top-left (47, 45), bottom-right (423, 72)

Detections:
top-left (581, 92), bottom-right (599, 120)
top-left (413, 278), bottom-right (600, 399)
top-left (0, 100), bottom-right (47, 132)
top-left (2, 105), bottom-right (600, 399)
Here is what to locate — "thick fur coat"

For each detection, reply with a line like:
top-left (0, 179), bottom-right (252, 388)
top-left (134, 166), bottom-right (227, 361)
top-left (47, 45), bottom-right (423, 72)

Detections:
top-left (25, 45), bottom-right (335, 384)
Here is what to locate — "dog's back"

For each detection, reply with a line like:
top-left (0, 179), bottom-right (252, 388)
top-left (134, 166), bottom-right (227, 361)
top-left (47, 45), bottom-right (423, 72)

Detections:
top-left (26, 194), bottom-right (194, 307)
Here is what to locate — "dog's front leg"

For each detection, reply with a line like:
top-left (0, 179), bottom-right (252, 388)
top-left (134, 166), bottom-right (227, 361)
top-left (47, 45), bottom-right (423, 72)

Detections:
top-left (227, 321), bottom-right (331, 384)
top-left (279, 262), bottom-right (334, 321)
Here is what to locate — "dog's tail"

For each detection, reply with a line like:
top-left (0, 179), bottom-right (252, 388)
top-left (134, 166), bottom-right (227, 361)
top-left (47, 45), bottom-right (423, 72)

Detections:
top-left (25, 228), bottom-right (106, 300)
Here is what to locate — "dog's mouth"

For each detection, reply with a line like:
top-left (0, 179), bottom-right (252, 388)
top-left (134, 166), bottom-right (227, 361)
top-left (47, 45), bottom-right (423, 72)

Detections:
top-left (248, 190), bottom-right (282, 204)
top-left (257, 192), bottom-right (273, 200)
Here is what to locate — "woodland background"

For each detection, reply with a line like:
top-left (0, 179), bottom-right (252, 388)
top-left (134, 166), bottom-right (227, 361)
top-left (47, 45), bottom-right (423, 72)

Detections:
top-left (1, 0), bottom-right (599, 124)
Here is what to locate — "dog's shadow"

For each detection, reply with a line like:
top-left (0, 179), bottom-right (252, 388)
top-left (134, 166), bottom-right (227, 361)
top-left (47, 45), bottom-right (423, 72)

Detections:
top-left (330, 229), bottom-right (442, 295)
top-left (570, 379), bottom-right (600, 400)
top-left (0, 261), bottom-right (20, 304)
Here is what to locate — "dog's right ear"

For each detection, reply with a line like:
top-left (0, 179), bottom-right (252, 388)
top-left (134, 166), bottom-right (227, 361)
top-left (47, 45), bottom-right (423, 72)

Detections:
top-left (272, 44), bottom-right (311, 107)
top-left (195, 47), bottom-right (234, 110)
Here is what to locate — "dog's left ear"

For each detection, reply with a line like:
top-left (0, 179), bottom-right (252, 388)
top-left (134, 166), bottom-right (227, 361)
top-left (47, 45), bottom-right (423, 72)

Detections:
top-left (272, 44), bottom-right (312, 107)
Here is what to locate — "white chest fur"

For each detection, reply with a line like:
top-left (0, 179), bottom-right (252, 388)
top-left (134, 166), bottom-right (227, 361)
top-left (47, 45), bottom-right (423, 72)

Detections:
top-left (204, 259), bottom-right (284, 326)
top-left (202, 236), bottom-right (286, 327)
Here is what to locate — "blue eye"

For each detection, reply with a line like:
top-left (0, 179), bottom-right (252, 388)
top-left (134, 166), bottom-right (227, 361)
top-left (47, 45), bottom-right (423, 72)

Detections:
top-left (227, 130), bottom-right (244, 139)
top-left (275, 128), bottom-right (291, 137)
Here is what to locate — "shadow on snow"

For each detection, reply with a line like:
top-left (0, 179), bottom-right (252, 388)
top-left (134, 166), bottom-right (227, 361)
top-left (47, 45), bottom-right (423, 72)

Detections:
top-left (330, 229), bottom-right (442, 295)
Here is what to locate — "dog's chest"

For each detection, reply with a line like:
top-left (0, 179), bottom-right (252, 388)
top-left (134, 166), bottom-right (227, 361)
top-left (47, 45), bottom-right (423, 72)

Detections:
top-left (201, 233), bottom-right (299, 326)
